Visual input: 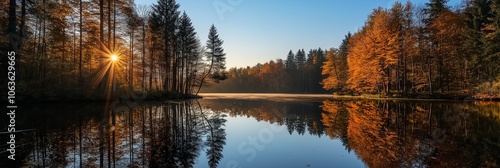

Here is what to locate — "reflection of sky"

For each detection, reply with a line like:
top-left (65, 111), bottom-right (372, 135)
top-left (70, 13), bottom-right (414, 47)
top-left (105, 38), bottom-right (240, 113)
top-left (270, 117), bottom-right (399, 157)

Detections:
top-left (195, 115), bottom-right (365, 168)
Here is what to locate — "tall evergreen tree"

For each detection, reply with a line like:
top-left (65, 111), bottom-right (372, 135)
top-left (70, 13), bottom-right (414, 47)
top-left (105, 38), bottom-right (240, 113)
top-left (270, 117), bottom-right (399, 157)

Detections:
top-left (465, 0), bottom-right (492, 82)
top-left (196, 24), bottom-right (226, 94)
top-left (150, 0), bottom-right (180, 91)
top-left (484, 0), bottom-right (500, 80)
top-left (425, 0), bottom-right (449, 22)
top-left (295, 49), bottom-right (306, 70)
top-left (206, 24), bottom-right (227, 81)
top-left (178, 12), bottom-right (199, 94)
top-left (285, 50), bottom-right (296, 71)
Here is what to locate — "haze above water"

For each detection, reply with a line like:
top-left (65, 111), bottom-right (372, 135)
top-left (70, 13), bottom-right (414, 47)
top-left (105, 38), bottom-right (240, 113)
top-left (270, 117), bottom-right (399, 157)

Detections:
top-left (1, 94), bottom-right (499, 167)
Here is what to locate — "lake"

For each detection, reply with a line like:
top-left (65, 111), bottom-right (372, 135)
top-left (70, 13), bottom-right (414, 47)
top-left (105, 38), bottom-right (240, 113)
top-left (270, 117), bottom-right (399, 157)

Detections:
top-left (1, 94), bottom-right (499, 168)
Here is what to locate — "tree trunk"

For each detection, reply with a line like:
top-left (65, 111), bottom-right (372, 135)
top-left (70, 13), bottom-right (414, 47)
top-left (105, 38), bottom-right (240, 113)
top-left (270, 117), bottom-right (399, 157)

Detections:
top-left (142, 23), bottom-right (146, 92)
top-left (99, 0), bottom-right (105, 92)
top-left (79, 0), bottom-right (83, 87)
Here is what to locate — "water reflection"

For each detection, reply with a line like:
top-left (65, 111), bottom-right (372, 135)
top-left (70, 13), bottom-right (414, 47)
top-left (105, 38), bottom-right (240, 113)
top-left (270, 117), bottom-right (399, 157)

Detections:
top-left (320, 100), bottom-right (500, 168)
top-left (1, 98), bottom-right (499, 167)
top-left (200, 99), bottom-right (500, 167)
top-left (0, 101), bottom-right (227, 168)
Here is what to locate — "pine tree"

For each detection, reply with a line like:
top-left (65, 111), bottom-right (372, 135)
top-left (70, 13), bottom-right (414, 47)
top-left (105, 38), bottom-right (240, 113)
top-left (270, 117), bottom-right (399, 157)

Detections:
top-left (295, 49), bottom-right (306, 70)
top-left (178, 12), bottom-right (200, 94)
top-left (196, 24), bottom-right (226, 94)
top-left (425, 0), bottom-right (449, 23)
top-left (484, 0), bottom-right (500, 80)
top-left (285, 50), bottom-right (296, 71)
top-left (465, 0), bottom-right (492, 82)
top-left (150, 0), bottom-right (180, 91)
top-left (206, 24), bottom-right (227, 81)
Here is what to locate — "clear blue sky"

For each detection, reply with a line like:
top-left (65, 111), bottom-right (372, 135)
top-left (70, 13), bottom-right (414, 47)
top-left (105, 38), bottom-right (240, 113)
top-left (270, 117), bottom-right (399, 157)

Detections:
top-left (136, 0), bottom-right (462, 68)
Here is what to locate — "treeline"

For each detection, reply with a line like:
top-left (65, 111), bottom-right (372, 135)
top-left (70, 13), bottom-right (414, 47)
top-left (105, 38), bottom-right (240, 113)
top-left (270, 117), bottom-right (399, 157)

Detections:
top-left (202, 48), bottom-right (327, 93)
top-left (323, 0), bottom-right (500, 98)
top-left (1, 0), bottom-right (226, 101)
top-left (205, 0), bottom-right (500, 98)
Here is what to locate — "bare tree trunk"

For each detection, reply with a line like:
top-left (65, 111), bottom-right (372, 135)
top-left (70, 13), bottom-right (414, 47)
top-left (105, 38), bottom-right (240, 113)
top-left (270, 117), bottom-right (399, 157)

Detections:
top-left (142, 23), bottom-right (146, 92)
top-left (79, 0), bottom-right (83, 87)
top-left (99, 0), bottom-right (105, 91)
top-left (131, 30), bottom-right (134, 89)
top-left (150, 40), bottom-right (154, 91)
top-left (108, 0), bottom-right (111, 51)
top-left (8, 0), bottom-right (16, 45)
top-left (196, 56), bottom-right (215, 95)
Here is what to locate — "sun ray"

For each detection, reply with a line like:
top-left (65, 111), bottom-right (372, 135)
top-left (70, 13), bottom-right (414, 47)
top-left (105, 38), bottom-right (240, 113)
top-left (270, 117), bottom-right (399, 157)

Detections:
top-left (91, 41), bottom-right (125, 99)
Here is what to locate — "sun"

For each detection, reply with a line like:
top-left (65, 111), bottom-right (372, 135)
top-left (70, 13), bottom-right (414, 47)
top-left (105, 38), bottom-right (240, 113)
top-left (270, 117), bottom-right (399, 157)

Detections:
top-left (111, 54), bottom-right (118, 61)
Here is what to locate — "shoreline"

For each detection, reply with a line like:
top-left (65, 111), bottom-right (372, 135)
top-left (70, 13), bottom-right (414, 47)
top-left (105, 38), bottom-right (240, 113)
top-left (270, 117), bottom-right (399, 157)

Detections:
top-left (3, 92), bottom-right (499, 104)
top-left (199, 93), bottom-right (500, 101)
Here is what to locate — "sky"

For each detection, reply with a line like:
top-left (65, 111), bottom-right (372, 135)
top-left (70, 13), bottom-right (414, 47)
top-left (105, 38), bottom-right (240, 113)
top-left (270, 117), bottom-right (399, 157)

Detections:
top-left (136, 0), bottom-right (463, 68)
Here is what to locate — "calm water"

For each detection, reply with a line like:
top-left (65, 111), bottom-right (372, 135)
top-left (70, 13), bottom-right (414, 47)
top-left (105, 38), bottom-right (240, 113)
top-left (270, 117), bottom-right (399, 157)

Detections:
top-left (1, 94), bottom-right (499, 168)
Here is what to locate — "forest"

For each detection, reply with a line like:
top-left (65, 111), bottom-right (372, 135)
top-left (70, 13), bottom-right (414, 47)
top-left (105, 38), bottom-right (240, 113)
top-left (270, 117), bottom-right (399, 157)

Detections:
top-left (1, 0), bottom-right (227, 101)
top-left (3, 0), bottom-right (500, 100)
top-left (205, 0), bottom-right (500, 99)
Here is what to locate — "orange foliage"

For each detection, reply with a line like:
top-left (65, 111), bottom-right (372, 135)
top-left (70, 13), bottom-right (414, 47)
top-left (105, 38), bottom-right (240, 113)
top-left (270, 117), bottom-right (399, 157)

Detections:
top-left (347, 9), bottom-right (400, 93)
top-left (321, 49), bottom-right (342, 90)
top-left (346, 101), bottom-right (400, 168)
top-left (321, 100), bottom-right (346, 138)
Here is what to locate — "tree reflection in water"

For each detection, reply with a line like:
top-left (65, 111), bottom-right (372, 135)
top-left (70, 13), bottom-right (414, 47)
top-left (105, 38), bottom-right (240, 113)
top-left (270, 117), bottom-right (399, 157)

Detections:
top-left (202, 99), bottom-right (499, 167)
top-left (320, 100), bottom-right (500, 168)
top-left (2, 100), bottom-right (226, 168)
top-left (1, 99), bottom-right (498, 167)
top-left (205, 113), bottom-right (227, 168)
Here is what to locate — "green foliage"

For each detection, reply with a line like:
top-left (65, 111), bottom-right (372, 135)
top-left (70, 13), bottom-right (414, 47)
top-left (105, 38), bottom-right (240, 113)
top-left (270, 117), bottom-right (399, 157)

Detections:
top-left (464, 0), bottom-right (492, 83)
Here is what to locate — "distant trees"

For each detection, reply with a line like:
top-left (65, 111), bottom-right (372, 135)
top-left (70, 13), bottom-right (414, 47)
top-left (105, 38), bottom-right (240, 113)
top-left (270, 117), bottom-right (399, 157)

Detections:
top-left (194, 0), bottom-right (500, 97)
top-left (202, 48), bottom-right (326, 93)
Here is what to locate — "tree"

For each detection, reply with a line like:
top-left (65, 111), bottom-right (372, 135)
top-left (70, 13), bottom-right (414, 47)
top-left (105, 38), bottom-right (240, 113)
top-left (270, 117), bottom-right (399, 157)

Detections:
top-left (285, 50), bottom-right (296, 71)
top-left (136, 5), bottom-right (150, 92)
top-left (430, 9), bottom-right (466, 91)
top-left (322, 33), bottom-right (350, 92)
top-left (483, 0), bottom-right (500, 81)
top-left (347, 8), bottom-right (399, 94)
top-left (322, 48), bottom-right (341, 90)
top-left (425, 0), bottom-right (449, 23)
top-left (150, 0), bottom-right (180, 92)
top-left (178, 12), bottom-right (201, 94)
top-left (196, 24), bottom-right (227, 94)
top-left (295, 49), bottom-right (306, 92)
top-left (464, 0), bottom-right (492, 83)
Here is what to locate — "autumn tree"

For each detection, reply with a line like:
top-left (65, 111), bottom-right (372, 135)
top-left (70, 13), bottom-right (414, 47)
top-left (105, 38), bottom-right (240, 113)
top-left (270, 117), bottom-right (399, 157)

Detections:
top-left (322, 33), bottom-right (350, 92)
top-left (430, 9), bottom-right (467, 91)
top-left (347, 8), bottom-right (399, 94)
